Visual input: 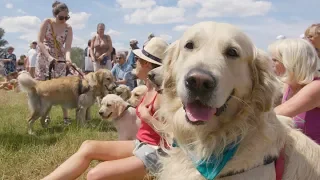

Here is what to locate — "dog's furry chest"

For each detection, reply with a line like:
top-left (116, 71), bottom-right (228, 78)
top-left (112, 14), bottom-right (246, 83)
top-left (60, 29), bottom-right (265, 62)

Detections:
top-left (159, 148), bottom-right (276, 180)
top-left (114, 108), bottom-right (138, 140)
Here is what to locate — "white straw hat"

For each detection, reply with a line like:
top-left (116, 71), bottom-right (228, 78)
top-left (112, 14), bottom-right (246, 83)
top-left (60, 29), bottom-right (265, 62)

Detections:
top-left (133, 37), bottom-right (168, 66)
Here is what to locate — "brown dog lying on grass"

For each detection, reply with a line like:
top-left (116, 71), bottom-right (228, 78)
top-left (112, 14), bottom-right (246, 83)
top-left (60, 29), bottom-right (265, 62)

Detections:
top-left (18, 69), bottom-right (116, 135)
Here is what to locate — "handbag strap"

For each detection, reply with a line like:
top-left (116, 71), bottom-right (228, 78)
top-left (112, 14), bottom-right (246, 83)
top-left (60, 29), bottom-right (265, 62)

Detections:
top-left (48, 20), bottom-right (64, 60)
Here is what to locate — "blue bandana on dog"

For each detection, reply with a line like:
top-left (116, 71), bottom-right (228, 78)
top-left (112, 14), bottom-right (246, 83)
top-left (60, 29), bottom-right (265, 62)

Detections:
top-left (172, 140), bottom-right (239, 180)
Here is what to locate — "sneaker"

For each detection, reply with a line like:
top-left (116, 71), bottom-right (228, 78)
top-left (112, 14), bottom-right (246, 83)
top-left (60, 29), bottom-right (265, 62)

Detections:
top-left (64, 118), bottom-right (72, 125)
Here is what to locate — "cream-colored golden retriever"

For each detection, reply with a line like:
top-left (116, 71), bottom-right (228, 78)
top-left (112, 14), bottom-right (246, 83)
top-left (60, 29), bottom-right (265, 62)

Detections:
top-left (18, 69), bottom-right (116, 135)
top-left (157, 22), bottom-right (320, 180)
top-left (99, 94), bottom-right (139, 140)
top-left (127, 85), bottom-right (148, 107)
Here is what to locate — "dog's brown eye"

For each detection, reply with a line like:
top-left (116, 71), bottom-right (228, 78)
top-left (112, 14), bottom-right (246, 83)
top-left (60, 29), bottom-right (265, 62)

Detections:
top-left (134, 93), bottom-right (138, 97)
top-left (106, 78), bottom-right (111, 81)
top-left (225, 48), bottom-right (239, 58)
top-left (107, 104), bottom-right (111, 107)
top-left (185, 41), bottom-right (194, 50)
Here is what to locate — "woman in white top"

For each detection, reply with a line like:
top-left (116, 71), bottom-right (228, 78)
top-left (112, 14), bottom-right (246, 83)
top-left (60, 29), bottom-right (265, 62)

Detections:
top-left (84, 40), bottom-right (94, 73)
top-left (27, 41), bottom-right (38, 77)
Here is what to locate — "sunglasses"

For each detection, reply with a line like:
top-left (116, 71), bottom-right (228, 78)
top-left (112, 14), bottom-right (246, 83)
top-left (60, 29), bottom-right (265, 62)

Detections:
top-left (58, 15), bottom-right (70, 21)
top-left (32, 42), bottom-right (37, 45)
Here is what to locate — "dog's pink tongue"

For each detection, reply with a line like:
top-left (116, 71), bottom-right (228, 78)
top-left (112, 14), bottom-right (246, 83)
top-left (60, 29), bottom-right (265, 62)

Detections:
top-left (185, 102), bottom-right (216, 122)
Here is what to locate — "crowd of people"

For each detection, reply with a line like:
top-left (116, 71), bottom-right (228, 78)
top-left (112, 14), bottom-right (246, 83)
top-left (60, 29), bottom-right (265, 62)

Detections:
top-left (0, 0), bottom-right (320, 179)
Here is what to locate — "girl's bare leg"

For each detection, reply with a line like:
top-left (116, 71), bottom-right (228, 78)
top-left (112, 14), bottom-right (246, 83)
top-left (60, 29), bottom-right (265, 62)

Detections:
top-left (42, 140), bottom-right (135, 180)
top-left (87, 156), bottom-right (146, 180)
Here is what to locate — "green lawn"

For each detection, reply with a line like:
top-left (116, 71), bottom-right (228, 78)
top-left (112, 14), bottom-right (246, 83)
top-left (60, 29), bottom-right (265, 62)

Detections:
top-left (0, 90), bottom-right (117, 179)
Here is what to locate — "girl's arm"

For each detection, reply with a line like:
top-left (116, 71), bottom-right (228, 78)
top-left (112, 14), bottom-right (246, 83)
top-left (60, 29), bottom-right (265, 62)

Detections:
top-left (90, 36), bottom-right (96, 62)
top-left (65, 25), bottom-right (73, 63)
top-left (275, 80), bottom-right (320, 117)
top-left (105, 35), bottom-right (113, 56)
top-left (37, 19), bottom-right (55, 62)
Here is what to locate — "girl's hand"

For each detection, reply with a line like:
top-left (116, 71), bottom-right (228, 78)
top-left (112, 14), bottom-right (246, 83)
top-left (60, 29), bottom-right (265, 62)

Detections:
top-left (139, 104), bottom-right (152, 122)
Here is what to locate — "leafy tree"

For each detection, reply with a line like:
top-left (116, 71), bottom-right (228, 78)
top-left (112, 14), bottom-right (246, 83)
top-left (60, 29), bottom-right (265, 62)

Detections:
top-left (0, 28), bottom-right (8, 57)
top-left (71, 47), bottom-right (85, 69)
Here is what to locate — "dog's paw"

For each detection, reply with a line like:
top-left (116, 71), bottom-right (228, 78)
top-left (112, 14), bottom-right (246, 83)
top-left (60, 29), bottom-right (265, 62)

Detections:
top-left (28, 130), bottom-right (36, 136)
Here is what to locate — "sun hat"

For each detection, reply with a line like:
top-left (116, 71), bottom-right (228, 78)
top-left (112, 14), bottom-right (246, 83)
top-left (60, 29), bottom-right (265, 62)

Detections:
top-left (133, 37), bottom-right (168, 66)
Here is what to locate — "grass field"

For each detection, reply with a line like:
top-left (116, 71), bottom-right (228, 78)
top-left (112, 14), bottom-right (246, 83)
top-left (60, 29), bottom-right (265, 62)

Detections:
top-left (0, 90), bottom-right (117, 179)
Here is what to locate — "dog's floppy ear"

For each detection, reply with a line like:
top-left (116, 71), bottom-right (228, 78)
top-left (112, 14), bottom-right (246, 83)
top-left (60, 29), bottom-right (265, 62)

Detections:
top-left (250, 48), bottom-right (278, 112)
top-left (116, 98), bottom-right (127, 117)
top-left (163, 40), bottom-right (180, 97)
top-left (95, 70), bottom-right (104, 84)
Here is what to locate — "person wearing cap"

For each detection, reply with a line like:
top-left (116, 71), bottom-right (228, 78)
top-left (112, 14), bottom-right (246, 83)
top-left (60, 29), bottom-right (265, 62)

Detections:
top-left (27, 41), bottom-right (38, 77)
top-left (42, 37), bottom-right (169, 180)
top-left (127, 39), bottom-right (139, 68)
top-left (143, 33), bottom-right (155, 48)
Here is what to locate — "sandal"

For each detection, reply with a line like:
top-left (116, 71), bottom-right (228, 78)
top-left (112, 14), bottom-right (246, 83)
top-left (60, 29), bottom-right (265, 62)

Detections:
top-left (64, 118), bottom-right (72, 125)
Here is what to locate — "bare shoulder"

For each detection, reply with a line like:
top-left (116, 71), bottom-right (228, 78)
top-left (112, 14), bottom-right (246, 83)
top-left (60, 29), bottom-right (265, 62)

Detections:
top-left (66, 23), bottom-right (73, 30)
top-left (42, 18), bottom-right (52, 26)
top-left (105, 34), bottom-right (111, 40)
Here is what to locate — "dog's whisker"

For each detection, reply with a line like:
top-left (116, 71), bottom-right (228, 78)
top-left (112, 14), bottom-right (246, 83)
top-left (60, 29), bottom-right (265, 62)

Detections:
top-left (230, 95), bottom-right (255, 115)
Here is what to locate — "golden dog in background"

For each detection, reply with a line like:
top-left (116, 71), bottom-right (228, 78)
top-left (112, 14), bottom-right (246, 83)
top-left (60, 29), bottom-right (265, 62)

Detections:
top-left (18, 69), bottom-right (116, 135)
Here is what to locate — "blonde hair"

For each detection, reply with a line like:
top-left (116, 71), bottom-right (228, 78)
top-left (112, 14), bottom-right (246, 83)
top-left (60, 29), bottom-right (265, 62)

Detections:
top-left (268, 38), bottom-right (319, 85)
top-left (305, 24), bottom-right (320, 37)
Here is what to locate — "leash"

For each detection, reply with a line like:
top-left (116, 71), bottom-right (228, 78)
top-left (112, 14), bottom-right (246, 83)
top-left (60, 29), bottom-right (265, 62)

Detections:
top-left (48, 61), bottom-right (85, 80)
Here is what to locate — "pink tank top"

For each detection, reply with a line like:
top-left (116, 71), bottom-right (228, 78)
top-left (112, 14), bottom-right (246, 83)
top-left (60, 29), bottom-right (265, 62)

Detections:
top-left (136, 93), bottom-right (161, 146)
top-left (282, 78), bottom-right (320, 144)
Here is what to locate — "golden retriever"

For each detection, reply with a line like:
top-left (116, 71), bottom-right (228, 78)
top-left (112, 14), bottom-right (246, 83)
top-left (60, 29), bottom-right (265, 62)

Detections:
top-left (157, 21), bottom-right (320, 180)
top-left (18, 69), bottom-right (116, 135)
top-left (99, 94), bottom-right (140, 140)
top-left (113, 84), bottom-right (131, 101)
top-left (127, 85), bottom-right (148, 107)
top-left (148, 66), bottom-right (163, 93)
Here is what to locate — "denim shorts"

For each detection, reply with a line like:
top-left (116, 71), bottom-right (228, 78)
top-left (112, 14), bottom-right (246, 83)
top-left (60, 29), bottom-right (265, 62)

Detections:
top-left (133, 139), bottom-right (166, 175)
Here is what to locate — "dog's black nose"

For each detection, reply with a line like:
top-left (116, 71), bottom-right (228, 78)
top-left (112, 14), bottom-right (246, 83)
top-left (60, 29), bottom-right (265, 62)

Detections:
top-left (185, 69), bottom-right (216, 93)
top-left (98, 111), bottom-right (103, 116)
top-left (148, 72), bottom-right (155, 81)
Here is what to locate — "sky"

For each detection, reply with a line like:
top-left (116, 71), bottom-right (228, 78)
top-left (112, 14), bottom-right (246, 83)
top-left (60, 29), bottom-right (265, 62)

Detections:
top-left (0, 0), bottom-right (318, 57)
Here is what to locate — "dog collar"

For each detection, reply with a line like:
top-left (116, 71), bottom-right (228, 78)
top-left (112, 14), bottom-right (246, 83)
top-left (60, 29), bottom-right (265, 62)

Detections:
top-left (173, 139), bottom-right (239, 180)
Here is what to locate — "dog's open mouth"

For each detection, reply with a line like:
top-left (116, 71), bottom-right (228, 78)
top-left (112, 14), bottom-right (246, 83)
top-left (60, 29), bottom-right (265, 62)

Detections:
top-left (184, 89), bottom-right (235, 125)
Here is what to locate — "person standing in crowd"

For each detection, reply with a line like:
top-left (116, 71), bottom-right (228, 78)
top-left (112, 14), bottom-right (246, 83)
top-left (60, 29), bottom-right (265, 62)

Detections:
top-left (27, 41), bottom-right (38, 77)
top-left (143, 33), bottom-right (155, 48)
top-left (84, 40), bottom-right (93, 74)
top-left (269, 38), bottom-right (320, 144)
top-left (111, 47), bottom-right (116, 68)
top-left (0, 46), bottom-right (17, 79)
top-left (305, 23), bottom-right (320, 57)
top-left (111, 52), bottom-right (135, 90)
top-left (36, 1), bottom-right (74, 125)
top-left (16, 55), bottom-right (26, 72)
top-left (90, 23), bottom-right (113, 71)
top-left (127, 39), bottom-right (139, 68)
